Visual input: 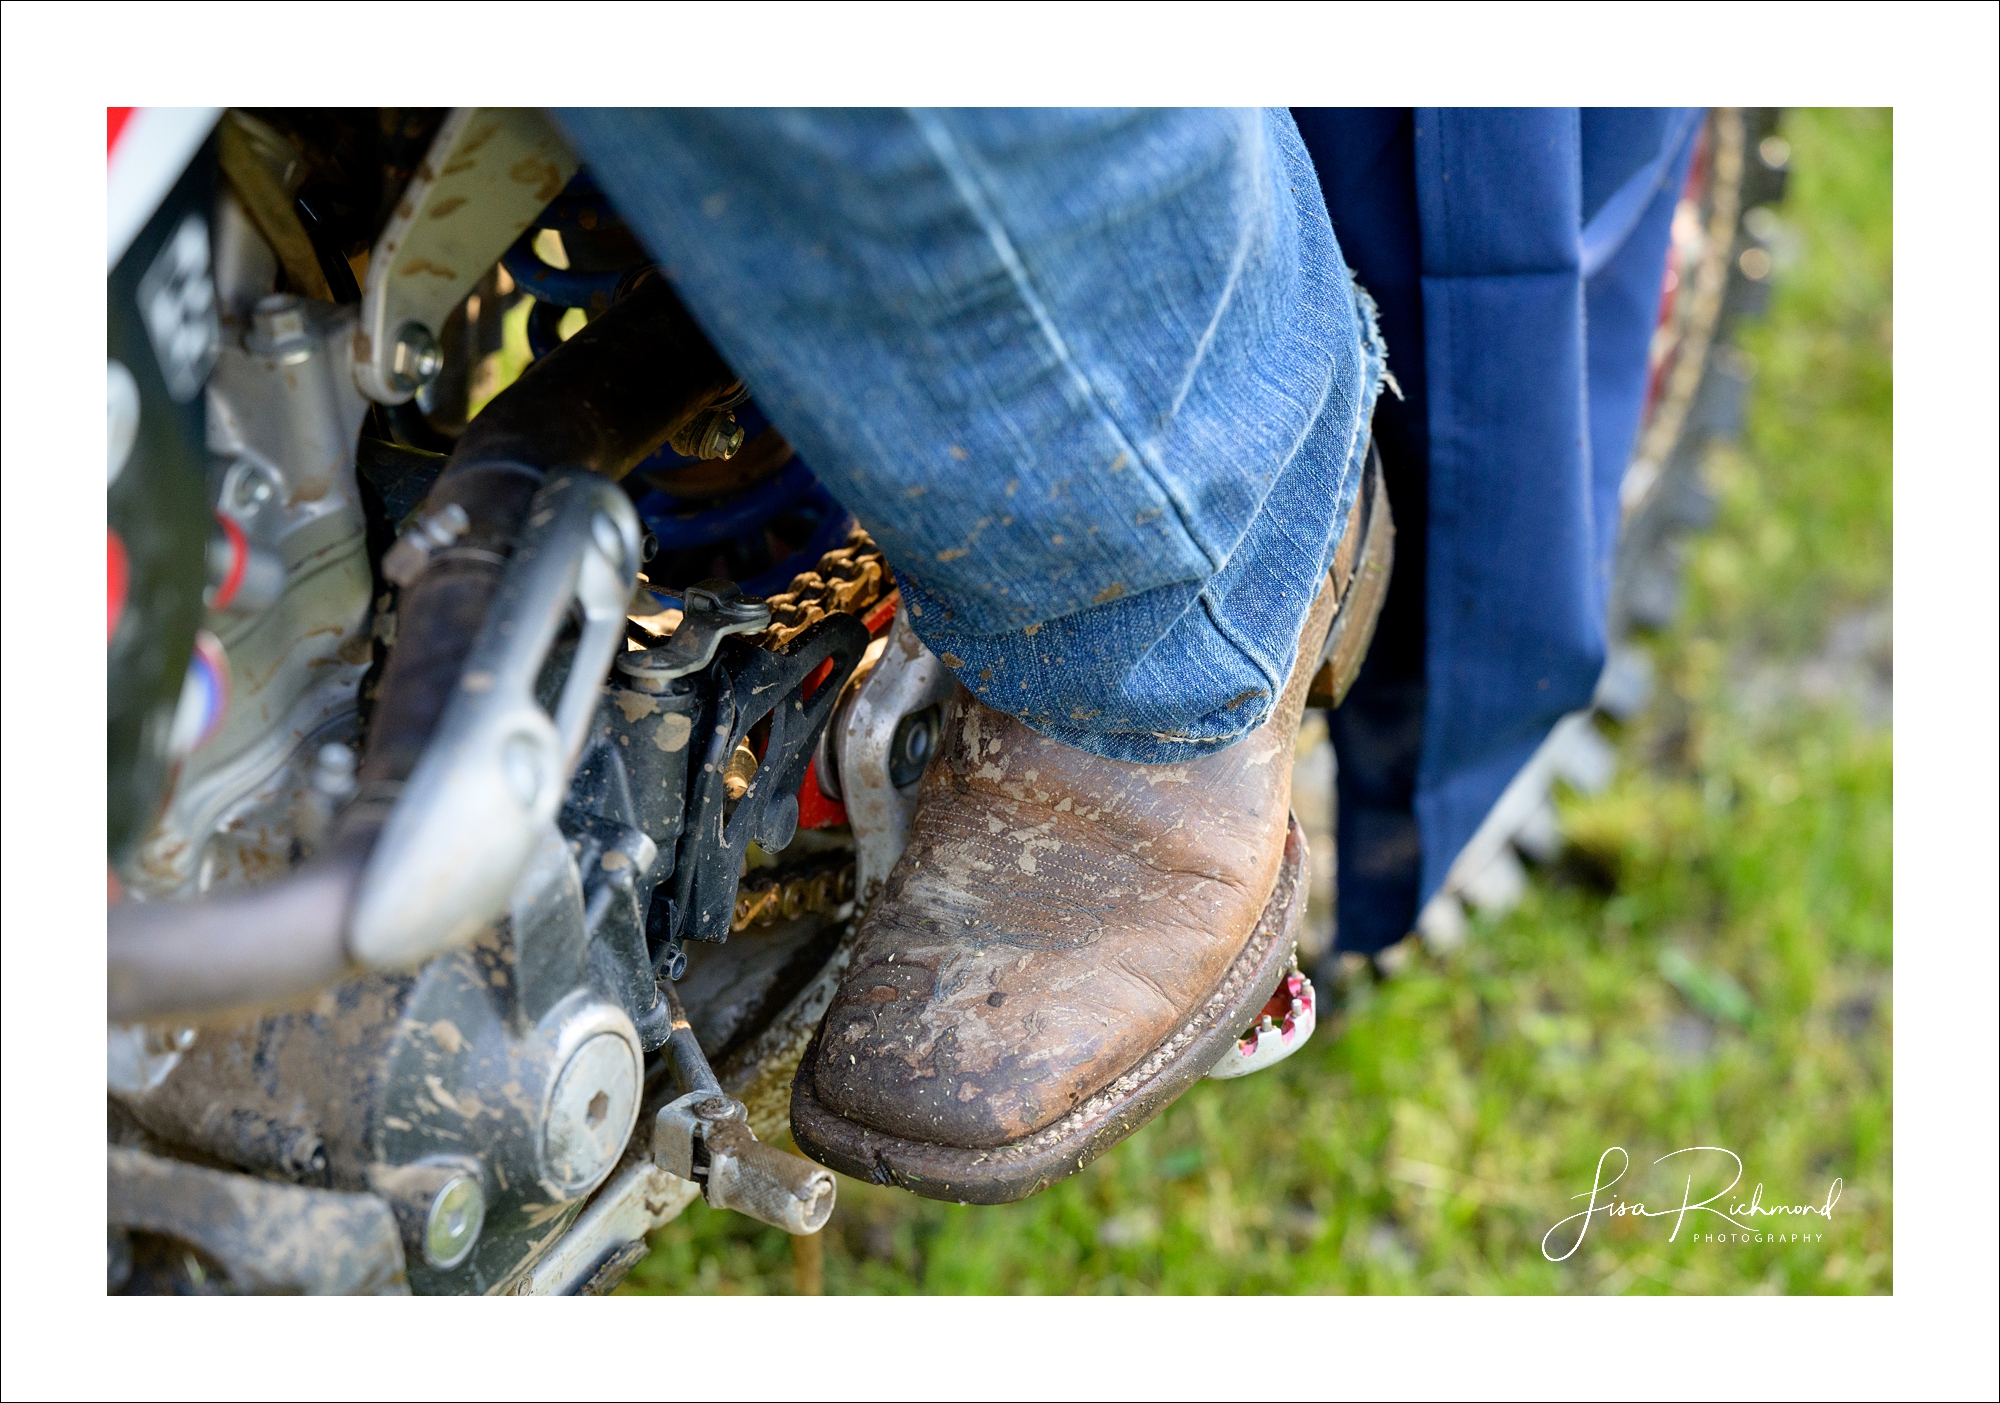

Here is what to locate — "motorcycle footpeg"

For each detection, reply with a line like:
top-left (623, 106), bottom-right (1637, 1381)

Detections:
top-left (652, 1091), bottom-right (836, 1235)
top-left (653, 982), bottom-right (834, 1234)
top-left (700, 1119), bottom-right (836, 1235)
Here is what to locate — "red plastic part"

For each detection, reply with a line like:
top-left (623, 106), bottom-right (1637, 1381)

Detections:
top-left (792, 589), bottom-right (902, 830)
top-left (801, 657), bottom-right (834, 703)
top-left (861, 593), bottom-right (899, 636)
top-left (210, 511), bottom-right (248, 610)
top-left (108, 528), bottom-right (129, 642)
top-left (795, 760), bottom-right (848, 830)
top-left (796, 651), bottom-right (847, 828)
top-left (107, 107), bottom-right (135, 156)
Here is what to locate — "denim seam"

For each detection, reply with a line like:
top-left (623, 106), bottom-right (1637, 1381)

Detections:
top-left (906, 108), bottom-right (1226, 578)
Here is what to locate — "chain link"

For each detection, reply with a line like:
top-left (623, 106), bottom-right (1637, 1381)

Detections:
top-left (716, 527), bottom-right (885, 927)
top-left (755, 524), bottom-right (893, 649)
top-left (732, 861), bottom-right (857, 932)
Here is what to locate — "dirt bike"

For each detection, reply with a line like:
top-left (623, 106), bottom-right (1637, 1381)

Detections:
top-left (106, 107), bottom-right (1346, 1296)
top-left (104, 106), bottom-right (1779, 1295)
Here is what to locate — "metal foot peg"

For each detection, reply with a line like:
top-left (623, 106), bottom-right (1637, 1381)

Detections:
top-left (652, 985), bottom-right (836, 1235)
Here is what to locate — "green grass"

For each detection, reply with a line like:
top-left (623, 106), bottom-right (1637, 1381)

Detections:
top-left (619, 108), bottom-right (1892, 1296)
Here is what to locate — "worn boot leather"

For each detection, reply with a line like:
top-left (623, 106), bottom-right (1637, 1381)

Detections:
top-left (803, 568), bottom-right (1344, 1154)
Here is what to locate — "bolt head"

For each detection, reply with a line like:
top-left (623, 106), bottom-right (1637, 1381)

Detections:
top-left (888, 705), bottom-right (941, 789)
top-left (419, 502), bottom-right (471, 549)
top-left (223, 460), bottom-right (281, 517)
top-left (542, 1033), bottom-right (641, 1194)
top-left (700, 415), bottom-right (745, 460)
top-left (252, 294), bottom-right (308, 346)
top-left (248, 295), bottom-right (314, 365)
top-left (388, 322), bottom-right (443, 392)
top-left (381, 535), bottom-right (432, 588)
top-left (423, 1174), bottom-right (485, 1269)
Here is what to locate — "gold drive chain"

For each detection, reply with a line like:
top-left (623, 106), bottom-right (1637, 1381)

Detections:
top-left (755, 525), bottom-right (894, 649)
top-left (723, 526), bottom-right (888, 928)
top-left (733, 861), bottom-right (857, 933)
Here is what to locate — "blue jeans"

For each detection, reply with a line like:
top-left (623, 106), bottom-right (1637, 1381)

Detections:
top-left (560, 108), bottom-right (1384, 764)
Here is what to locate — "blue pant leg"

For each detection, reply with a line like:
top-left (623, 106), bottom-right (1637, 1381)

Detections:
top-left (1582, 108), bottom-right (1703, 590)
top-left (1293, 108), bottom-right (1433, 955)
top-left (557, 108), bottom-right (1381, 763)
top-left (1293, 108), bottom-right (1699, 950)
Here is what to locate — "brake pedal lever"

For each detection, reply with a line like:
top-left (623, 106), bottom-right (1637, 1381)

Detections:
top-left (651, 984), bottom-right (836, 1235)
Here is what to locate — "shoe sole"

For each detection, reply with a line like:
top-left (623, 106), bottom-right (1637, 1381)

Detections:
top-left (789, 813), bottom-right (1307, 1204)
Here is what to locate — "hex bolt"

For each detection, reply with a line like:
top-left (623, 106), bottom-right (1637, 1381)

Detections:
top-left (669, 408), bottom-right (744, 461)
top-left (419, 502), bottom-right (471, 549)
top-left (423, 1174), bottom-right (486, 1269)
top-left (252, 294), bottom-right (308, 345)
top-left (382, 503), bottom-right (470, 587)
top-left (698, 413), bottom-right (745, 461)
top-left (248, 294), bottom-right (314, 365)
top-left (227, 462), bottom-right (279, 516)
top-left (388, 321), bottom-right (444, 393)
top-left (723, 739), bottom-right (759, 801)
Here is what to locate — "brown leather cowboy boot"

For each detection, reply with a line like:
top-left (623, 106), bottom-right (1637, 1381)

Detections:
top-left (792, 455), bottom-right (1391, 1203)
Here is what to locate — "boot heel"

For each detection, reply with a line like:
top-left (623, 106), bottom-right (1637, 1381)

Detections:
top-left (1308, 441), bottom-right (1395, 708)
